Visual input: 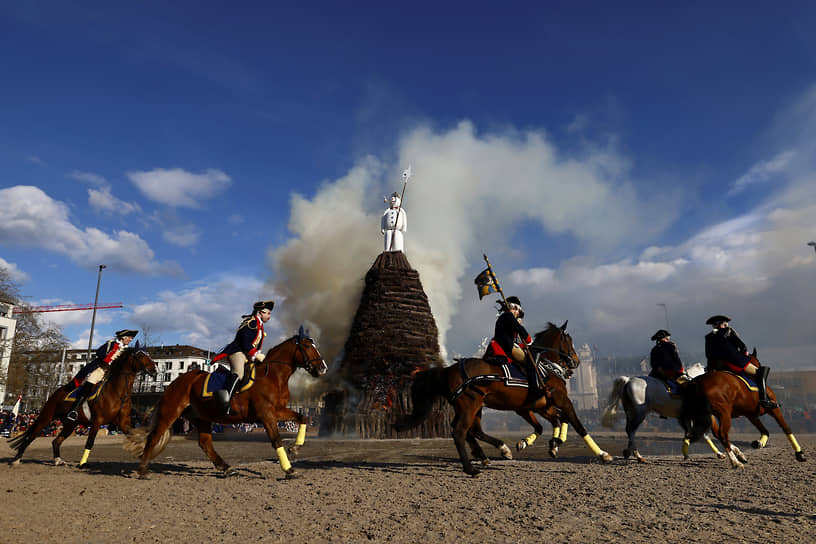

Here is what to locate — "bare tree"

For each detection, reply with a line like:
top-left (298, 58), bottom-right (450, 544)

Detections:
top-left (0, 267), bottom-right (69, 409)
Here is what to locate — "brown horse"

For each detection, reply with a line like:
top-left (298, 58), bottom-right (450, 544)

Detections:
top-left (683, 351), bottom-right (807, 469)
top-left (465, 325), bottom-right (583, 461)
top-left (125, 329), bottom-right (326, 479)
top-left (8, 348), bottom-right (158, 467)
top-left (395, 322), bottom-right (612, 476)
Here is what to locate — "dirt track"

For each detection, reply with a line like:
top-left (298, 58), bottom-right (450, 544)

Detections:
top-left (1, 431), bottom-right (813, 543)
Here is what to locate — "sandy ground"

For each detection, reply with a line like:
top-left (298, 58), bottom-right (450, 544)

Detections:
top-left (1, 430), bottom-right (813, 544)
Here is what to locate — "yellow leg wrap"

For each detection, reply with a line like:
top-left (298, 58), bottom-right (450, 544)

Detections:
top-left (295, 424), bottom-right (307, 446)
top-left (79, 449), bottom-right (91, 465)
top-left (759, 434), bottom-right (769, 448)
top-left (525, 432), bottom-right (539, 446)
top-left (551, 427), bottom-right (559, 439)
top-left (786, 434), bottom-right (801, 453)
top-left (683, 438), bottom-right (690, 457)
top-left (276, 446), bottom-right (292, 472)
top-left (705, 437), bottom-right (720, 454)
top-left (583, 435), bottom-right (602, 456)
top-left (559, 422), bottom-right (568, 442)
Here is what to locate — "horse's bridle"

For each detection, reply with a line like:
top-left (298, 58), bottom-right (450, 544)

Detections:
top-left (261, 335), bottom-right (327, 376)
top-left (533, 332), bottom-right (579, 371)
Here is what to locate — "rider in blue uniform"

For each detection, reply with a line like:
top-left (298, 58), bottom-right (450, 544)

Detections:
top-left (704, 315), bottom-right (778, 409)
top-left (65, 329), bottom-right (138, 427)
top-left (211, 300), bottom-right (274, 415)
top-left (483, 296), bottom-right (539, 399)
top-left (648, 329), bottom-right (689, 385)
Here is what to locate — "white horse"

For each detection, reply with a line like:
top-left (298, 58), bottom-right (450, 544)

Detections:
top-left (601, 363), bottom-right (725, 462)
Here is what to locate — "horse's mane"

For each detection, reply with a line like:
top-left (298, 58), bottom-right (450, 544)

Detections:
top-left (106, 347), bottom-right (136, 377)
top-left (532, 322), bottom-right (561, 345)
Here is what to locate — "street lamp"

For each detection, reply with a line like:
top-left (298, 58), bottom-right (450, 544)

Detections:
top-left (86, 265), bottom-right (106, 363)
top-left (657, 303), bottom-right (670, 330)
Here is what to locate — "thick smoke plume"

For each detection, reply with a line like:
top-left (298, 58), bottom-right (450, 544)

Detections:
top-left (267, 121), bottom-right (654, 368)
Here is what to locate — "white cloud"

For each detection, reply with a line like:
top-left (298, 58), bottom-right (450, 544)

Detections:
top-left (505, 178), bottom-right (816, 367)
top-left (0, 258), bottom-right (29, 283)
top-left (128, 168), bottom-right (231, 208)
top-left (70, 170), bottom-right (107, 186)
top-left (88, 186), bottom-right (141, 215)
top-left (127, 275), bottom-right (272, 350)
top-left (0, 185), bottom-right (183, 276)
top-left (149, 210), bottom-right (201, 247)
top-left (729, 150), bottom-right (796, 196)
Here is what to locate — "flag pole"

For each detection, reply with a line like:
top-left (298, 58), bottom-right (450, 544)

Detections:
top-left (482, 254), bottom-right (537, 367)
top-left (388, 165), bottom-right (411, 251)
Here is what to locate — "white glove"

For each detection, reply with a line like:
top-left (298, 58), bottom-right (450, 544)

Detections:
top-left (254, 352), bottom-right (265, 362)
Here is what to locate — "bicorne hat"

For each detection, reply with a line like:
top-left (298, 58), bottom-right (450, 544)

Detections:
top-left (705, 315), bottom-right (731, 326)
top-left (651, 329), bottom-right (670, 341)
top-left (253, 300), bottom-right (275, 312)
top-left (115, 329), bottom-right (138, 338)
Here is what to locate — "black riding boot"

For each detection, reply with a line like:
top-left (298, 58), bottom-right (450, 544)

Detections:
top-left (756, 366), bottom-right (779, 409)
top-left (215, 373), bottom-right (240, 416)
top-left (65, 381), bottom-right (93, 423)
top-left (524, 358), bottom-right (541, 403)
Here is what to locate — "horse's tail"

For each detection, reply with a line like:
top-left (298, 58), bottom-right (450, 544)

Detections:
top-left (393, 366), bottom-right (449, 432)
top-left (680, 378), bottom-right (713, 443)
top-left (122, 405), bottom-right (170, 460)
top-left (601, 376), bottom-right (630, 428)
top-left (7, 388), bottom-right (63, 453)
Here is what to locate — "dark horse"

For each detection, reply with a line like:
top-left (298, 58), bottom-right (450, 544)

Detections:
top-left (683, 350), bottom-right (806, 469)
top-left (8, 348), bottom-right (158, 467)
top-left (395, 322), bottom-right (612, 476)
top-left (125, 329), bottom-right (326, 479)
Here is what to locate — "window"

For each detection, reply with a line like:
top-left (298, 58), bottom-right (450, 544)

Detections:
top-left (165, 361), bottom-right (173, 370)
top-left (164, 373), bottom-right (171, 382)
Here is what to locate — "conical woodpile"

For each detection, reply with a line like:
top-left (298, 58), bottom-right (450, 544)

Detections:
top-left (319, 251), bottom-right (452, 438)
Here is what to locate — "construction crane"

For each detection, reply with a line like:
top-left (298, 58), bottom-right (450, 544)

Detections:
top-left (11, 303), bottom-right (123, 315)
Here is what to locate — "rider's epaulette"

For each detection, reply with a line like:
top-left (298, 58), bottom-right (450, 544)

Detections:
top-left (238, 316), bottom-right (256, 331)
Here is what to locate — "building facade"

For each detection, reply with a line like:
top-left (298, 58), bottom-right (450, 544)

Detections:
top-left (0, 301), bottom-right (18, 406)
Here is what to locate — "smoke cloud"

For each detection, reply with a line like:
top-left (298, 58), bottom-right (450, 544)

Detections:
top-left (268, 121), bottom-right (656, 365)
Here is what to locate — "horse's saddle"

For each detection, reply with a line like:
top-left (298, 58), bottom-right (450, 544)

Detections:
top-left (654, 378), bottom-right (683, 396)
top-left (450, 359), bottom-right (557, 401)
top-left (65, 382), bottom-right (105, 402)
top-left (201, 364), bottom-right (257, 398)
top-left (721, 371), bottom-right (759, 392)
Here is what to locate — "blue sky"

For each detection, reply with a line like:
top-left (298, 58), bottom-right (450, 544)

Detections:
top-left (2, 2), bottom-right (816, 370)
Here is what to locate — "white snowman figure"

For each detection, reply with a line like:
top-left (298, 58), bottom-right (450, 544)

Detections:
top-left (381, 191), bottom-right (407, 252)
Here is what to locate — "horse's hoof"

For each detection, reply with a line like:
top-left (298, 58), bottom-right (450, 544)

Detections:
top-left (78, 463), bottom-right (87, 470)
top-left (9, 459), bottom-right (21, 467)
top-left (499, 444), bottom-right (512, 460)
top-left (548, 448), bottom-right (558, 458)
top-left (795, 451), bottom-right (806, 462)
top-left (600, 452), bottom-right (613, 463)
top-left (54, 458), bottom-right (65, 467)
top-left (284, 468), bottom-right (301, 479)
top-left (287, 445), bottom-right (301, 460)
top-left (222, 467), bottom-right (237, 477)
top-left (622, 448), bottom-right (631, 459)
top-left (137, 472), bottom-right (151, 480)
top-left (480, 458), bottom-right (491, 466)
top-left (516, 440), bottom-right (527, 452)
top-left (751, 440), bottom-right (762, 449)
top-left (716, 452), bottom-right (727, 459)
